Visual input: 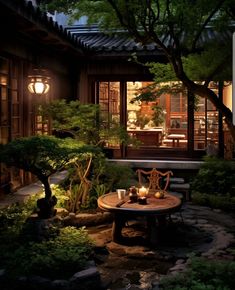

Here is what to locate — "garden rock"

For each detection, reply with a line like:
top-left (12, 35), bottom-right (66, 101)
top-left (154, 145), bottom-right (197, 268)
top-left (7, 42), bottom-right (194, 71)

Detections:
top-left (51, 279), bottom-right (70, 290)
top-left (70, 266), bottom-right (100, 290)
top-left (63, 211), bottom-right (113, 227)
top-left (1, 265), bottom-right (102, 290)
top-left (24, 215), bottom-right (62, 241)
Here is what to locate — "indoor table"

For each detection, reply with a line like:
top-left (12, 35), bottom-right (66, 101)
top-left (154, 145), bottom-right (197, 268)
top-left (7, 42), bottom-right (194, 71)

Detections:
top-left (167, 134), bottom-right (186, 147)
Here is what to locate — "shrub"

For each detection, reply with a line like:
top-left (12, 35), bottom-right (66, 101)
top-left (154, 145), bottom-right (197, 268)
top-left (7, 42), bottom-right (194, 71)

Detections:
top-left (4, 226), bottom-right (94, 279)
top-left (51, 184), bottom-right (70, 209)
top-left (0, 194), bottom-right (44, 267)
top-left (0, 193), bottom-right (42, 241)
top-left (100, 162), bottom-right (136, 191)
top-left (191, 192), bottom-right (235, 211)
top-left (190, 156), bottom-right (235, 211)
top-left (160, 257), bottom-right (235, 290)
top-left (59, 155), bottom-right (136, 212)
top-left (0, 196), bottom-right (94, 279)
top-left (190, 156), bottom-right (235, 196)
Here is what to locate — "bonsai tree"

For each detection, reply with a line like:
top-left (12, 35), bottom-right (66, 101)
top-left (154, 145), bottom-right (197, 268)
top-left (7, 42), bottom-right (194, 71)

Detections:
top-left (0, 135), bottom-right (96, 218)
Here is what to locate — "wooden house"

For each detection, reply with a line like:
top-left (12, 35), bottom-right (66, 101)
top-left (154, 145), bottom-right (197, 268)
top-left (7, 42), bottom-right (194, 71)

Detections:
top-left (0, 0), bottom-right (233, 193)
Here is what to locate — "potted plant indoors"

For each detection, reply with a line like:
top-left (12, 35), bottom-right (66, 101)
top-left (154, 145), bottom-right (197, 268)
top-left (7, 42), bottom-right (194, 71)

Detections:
top-left (151, 104), bottom-right (165, 127)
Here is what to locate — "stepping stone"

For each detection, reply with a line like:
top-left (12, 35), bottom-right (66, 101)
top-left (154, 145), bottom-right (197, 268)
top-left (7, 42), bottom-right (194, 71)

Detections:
top-left (170, 183), bottom-right (190, 190)
top-left (169, 177), bottom-right (185, 184)
top-left (169, 183), bottom-right (190, 201)
top-left (169, 191), bottom-right (184, 200)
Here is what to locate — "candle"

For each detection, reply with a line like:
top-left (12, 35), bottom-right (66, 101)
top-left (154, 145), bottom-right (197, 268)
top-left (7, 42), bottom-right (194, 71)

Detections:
top-left (138, 196), bottom-right (147, 205)
top-left (138, 186), bottom-right (147, 197)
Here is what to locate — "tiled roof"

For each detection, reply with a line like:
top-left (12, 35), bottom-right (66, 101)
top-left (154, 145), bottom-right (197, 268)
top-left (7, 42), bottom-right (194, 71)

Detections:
top-left (65, 24), bottom-right (234, 55)
top-left (0, 0), bottom-right (83, 54)
top-left (2, 1), bottom-right (234, 57)
top-left (65, 25), bottom-right (162, 55)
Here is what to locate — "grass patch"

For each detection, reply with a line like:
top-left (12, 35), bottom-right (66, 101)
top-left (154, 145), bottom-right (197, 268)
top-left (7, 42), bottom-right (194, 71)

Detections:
top-left (160, 257), bottom-right (235, 290)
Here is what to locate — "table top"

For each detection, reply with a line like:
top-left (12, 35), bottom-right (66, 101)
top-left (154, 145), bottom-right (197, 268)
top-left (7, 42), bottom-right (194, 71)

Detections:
top-left (167, 134), bottom-right (186, 139)
top-left (98, 192), bottom-right (182, 215)
top-left (127, 128), bottom-right (163, 133)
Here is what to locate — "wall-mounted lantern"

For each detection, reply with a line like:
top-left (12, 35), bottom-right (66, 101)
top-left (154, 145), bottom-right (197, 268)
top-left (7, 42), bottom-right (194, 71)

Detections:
top-left (28, 69), bottom-right (50, 95)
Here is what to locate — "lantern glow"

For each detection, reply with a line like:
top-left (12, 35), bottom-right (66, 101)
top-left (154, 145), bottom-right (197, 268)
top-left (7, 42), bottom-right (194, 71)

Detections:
top-left (28, 69), bottom-right (50, 95)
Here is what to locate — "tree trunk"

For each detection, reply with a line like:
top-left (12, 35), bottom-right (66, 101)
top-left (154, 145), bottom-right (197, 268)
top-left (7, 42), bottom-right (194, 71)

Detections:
top-left (39, 175), bottom-right (52, 200)
top-left (37, 175), bottom-right (57, 219)
top-left (177, 72), bottom-right (235, 144)
top-left (159, 41), bottom-right (235, 144)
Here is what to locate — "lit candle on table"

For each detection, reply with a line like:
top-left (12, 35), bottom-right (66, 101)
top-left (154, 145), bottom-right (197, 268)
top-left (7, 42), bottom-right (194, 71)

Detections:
top-left (138, 186), bottom-right (147, 197)
top-left (138, 196), bottom-right (147, 205)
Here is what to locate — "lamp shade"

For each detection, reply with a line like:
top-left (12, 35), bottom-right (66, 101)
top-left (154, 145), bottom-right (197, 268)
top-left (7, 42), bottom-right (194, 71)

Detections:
top-left (28, 69), bottom-right (50, 95)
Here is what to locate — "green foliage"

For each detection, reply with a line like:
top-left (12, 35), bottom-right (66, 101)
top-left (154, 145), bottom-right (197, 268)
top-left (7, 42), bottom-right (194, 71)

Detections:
top-left (0, 135), bottom-right (87, 180)
top-left (4, 226), bottom-right (94, 279)
top-left (41, 99), bottom-right (136, 147)
top-left (151, 104), bottom-right (165, 127)
top-left (148, 63), bottom-right (178, 85)
top-left (99, 162), bottom-right (136, 191)
top-left (137, 114), bottom-right (150, 129)
top-left (51, 184), bottom-right (70, 209)
top-left (0, 135), bottom-right (99, 202)
top-left (0, 194), bottom-right (43, 267)
top-left (182, 45), bottom-right (232, 81)
top-left (87, 185), bottom-right (106, 209)
top-left (191, 156), bottom-right (235, 211)
top-left (0, 193), bottom-right (42, 242)
top-left (57, 152), bottom-right (135, 211)
top-left (148, 48), bottom-right (231, 86)
top-left (40, 0), bottom-right (235, 139)
top-left (191, 192), bottom-right (235, 211)
top-left (40, 0), bottom-right (123, 28)
top-left (62, 152), bottom-right (106, 212)
top-left (0, 197), bottom-right (94, 280)
top-left (40, 99), bottom-right (100, 145)
top-left (191, 156), bottom-right (235, 196)
top-left (160, 257), bottom-right (235, 290)
top-left (60, 157), bottom-right (135, 212)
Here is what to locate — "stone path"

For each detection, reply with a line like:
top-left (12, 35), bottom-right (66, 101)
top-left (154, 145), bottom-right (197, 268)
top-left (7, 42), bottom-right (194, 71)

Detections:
top-left (88, 203), bottom-right (235, 290)
top-left (0, 171), bottom-right (68, 209)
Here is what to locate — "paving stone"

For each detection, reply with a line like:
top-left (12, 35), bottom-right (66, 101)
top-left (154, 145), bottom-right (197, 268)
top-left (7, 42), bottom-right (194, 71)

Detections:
top-left (175, 259), bottom-right (185, 265)
top-left (70, 266), bottom-right (100, 282)
top-left (197, 218), bottom-right (208, 224)
top-left (0, 269), bottom-right (5, 277)
top-left (51, 279), bottom-right (70, 289)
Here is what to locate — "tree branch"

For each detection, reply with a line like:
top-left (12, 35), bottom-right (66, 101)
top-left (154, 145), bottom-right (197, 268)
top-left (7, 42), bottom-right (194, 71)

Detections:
top-left (204, 53), bottom-right (231, 86)
top-left (191, 0), bottom-right (226, 50)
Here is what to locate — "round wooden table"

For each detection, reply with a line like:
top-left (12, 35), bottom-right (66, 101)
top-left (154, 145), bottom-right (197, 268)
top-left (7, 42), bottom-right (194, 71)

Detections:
top-left (98, 192), bottom-right (182, 245)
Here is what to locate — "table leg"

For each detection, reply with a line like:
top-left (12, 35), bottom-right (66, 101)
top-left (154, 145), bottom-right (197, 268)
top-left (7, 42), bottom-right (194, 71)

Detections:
top-left (157, 215), bottom-right (167, 227)
top-left (146, 215), bottom-right (159, 246)
top-left (112, 213), bottom-right (126, 243)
